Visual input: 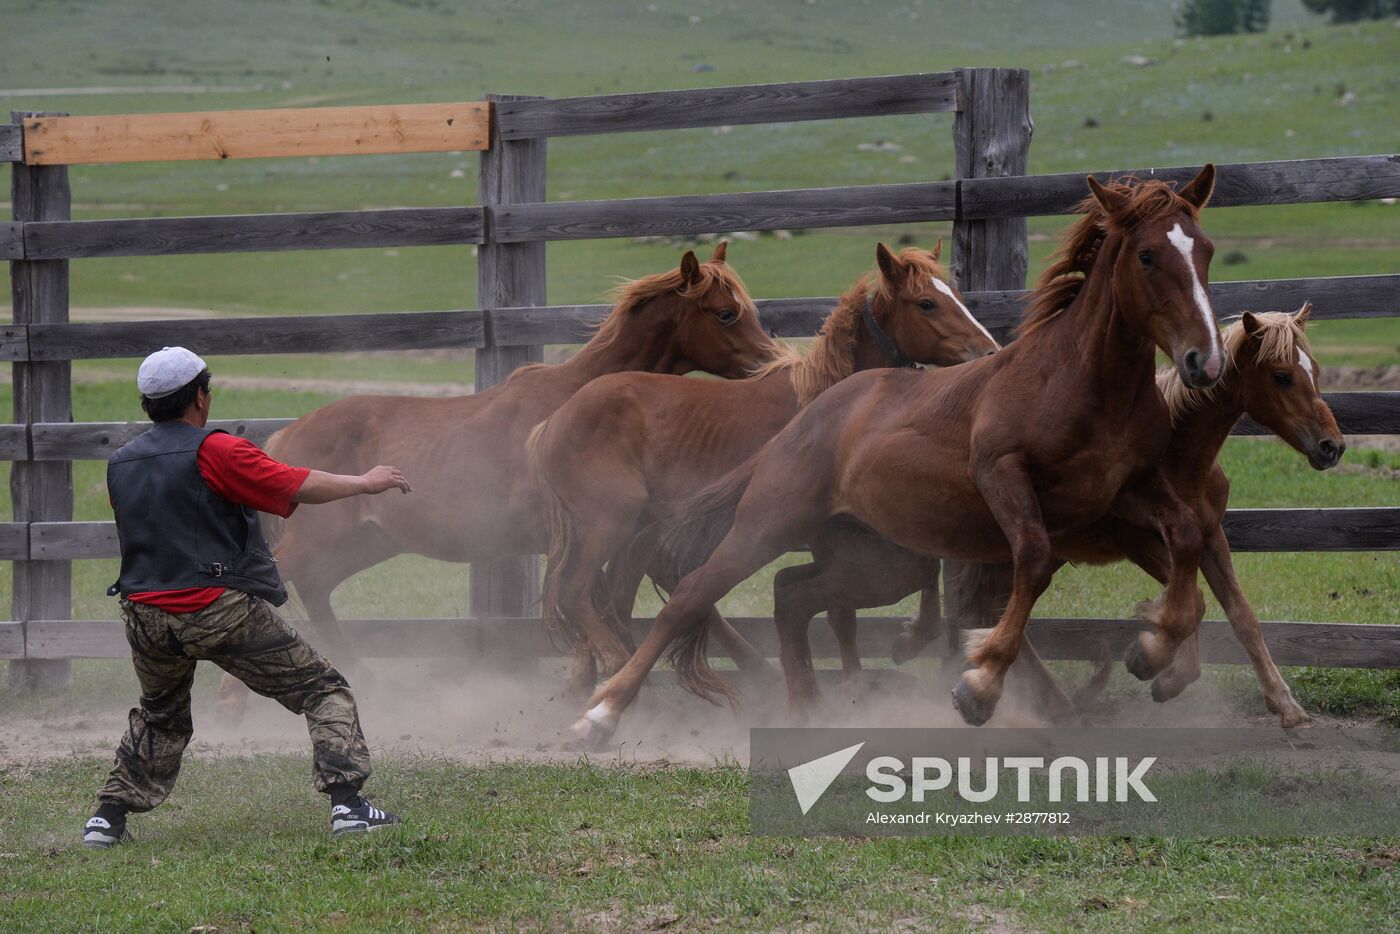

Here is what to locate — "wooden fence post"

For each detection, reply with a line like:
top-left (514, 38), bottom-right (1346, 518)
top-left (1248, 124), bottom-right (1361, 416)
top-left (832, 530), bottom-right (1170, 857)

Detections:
top-left (945, 69), bottom-right (1033, 638)
top-left (470, 94), bottom-right (546, 631)
top-left (8, 111), bottom-right (73, 690)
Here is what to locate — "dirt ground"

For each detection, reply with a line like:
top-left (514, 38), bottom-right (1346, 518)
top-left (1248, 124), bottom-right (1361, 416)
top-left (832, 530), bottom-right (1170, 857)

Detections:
top-left (0, 653), bottom-right (1351, 771)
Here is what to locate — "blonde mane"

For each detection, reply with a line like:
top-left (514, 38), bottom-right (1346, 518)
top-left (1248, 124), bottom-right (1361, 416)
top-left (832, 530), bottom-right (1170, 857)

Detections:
top-left (751, 248), bottom-right (951, 406)
top-left (1020, 177), bottom-right (1203, 337)
top-left (1156, 311), bottom-right (1312, 422)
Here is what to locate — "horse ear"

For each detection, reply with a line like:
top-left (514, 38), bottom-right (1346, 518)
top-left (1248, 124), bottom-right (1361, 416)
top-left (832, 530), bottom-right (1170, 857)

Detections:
top-left (680, 250), bottom-right (702, 285)
top-left (1294, 301), bottom-right (1313, 328)
top-left (930, 238), bottom-right (943, 264)
top-left (1178, 163), bottom-right (1216, 210)
top-left (1241, 311), bottom-right (1263, 340)
top-left (1087, 175), bottom-right (1129, 216)
top-left (710, 240), bottom-right (728, 264)
top-left (875, 242), bottom-right (901, 285)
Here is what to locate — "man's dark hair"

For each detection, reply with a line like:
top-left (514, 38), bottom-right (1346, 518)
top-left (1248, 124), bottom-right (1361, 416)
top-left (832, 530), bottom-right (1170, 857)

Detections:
top-left (141, 369), bottom-right (212, 422)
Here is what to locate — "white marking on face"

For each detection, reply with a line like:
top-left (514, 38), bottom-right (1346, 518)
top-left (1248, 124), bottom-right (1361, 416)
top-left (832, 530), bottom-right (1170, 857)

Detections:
top-left (1298, 348), bottom-right (1318, 389)
top-left (1165, 223), bottom-right (1222, 364)
top-left (931, 277), bottom-right (999, 348)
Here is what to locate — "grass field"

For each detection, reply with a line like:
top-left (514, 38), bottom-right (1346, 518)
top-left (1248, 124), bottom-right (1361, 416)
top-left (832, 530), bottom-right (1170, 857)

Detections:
top-left (2, 2), bottom-right (1399, 930)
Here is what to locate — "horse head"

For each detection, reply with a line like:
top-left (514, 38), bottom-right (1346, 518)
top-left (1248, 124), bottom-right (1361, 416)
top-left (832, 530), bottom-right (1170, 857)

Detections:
top-left (868, 241), bottom-right (1000, 367)
top-left (1232, 304), bottom-right (1345, 470)
top-left (1088, 164), bottom-right (1224, 389)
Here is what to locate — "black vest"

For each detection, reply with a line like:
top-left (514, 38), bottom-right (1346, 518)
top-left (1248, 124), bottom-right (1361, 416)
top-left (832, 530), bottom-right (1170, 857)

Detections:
top-left (107, 421), bottom-right (288, 606)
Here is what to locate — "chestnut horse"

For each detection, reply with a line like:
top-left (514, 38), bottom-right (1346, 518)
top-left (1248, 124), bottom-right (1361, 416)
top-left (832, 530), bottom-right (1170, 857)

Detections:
top-left (572, 166), bottom-right (1226, 745)
top-left (218, 245), bottom-right (779, 714)
top-left (772, 305), bottom-right (1339, 729)
top-left (529, 243), bottom-right (999, 696)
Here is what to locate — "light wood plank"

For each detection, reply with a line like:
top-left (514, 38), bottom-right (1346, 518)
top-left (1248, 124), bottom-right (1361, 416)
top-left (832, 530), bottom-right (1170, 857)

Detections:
top-left (22, 102), bottom-right (489, 165)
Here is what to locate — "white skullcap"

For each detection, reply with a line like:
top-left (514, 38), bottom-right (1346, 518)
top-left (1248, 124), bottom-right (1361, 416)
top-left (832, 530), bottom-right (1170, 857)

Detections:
top-left (137, 346), bottom-right (207, 398)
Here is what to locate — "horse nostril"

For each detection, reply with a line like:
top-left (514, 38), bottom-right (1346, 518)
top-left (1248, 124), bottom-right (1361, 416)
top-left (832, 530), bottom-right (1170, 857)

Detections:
top-left (1183, 349), bottom-right (1201, 378)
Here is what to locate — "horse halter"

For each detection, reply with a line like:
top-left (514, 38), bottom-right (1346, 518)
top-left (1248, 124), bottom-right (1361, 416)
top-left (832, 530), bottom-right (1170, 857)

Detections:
top-left (861, 293), bottom-right (917, 368)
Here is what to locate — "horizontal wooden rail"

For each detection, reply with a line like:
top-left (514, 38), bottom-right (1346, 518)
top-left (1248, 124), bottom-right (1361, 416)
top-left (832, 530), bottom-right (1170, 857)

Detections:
top-left (491, 181), bottom-right (958, 242)
top-left (960, 154), bottom-right (1400, 218)
top-left (12, 309), bottom-right (485, 362)
top-left (9, 392), bottom-right (1394, 463)
top-left (8, 615), bottom-right (1399, 669)
top-left (5, 508), bottom-right (1394, 562)
top-left (19, 102), bottom-right (490, 165)
top-left (0, 123), bottom-right (22, 162)
top-left (495, 73), bottom-right (960, 140)
top-left (28, 418), bottom-right (293, 461)
top-left (0, 222), bottom-right (20, 260)
top-left (20, 206), bottom-right (485, 259)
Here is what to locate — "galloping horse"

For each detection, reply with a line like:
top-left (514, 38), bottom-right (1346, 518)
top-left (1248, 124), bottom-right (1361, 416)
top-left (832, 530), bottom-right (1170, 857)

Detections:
top-left (529, 244), bottom-right (999, 696)
top-left (572, 166), bottom-right (1226, 745)
top-left (770, 305), bottom-right (1340, 729)
top-left (218, 245), bottom-right (779, 715)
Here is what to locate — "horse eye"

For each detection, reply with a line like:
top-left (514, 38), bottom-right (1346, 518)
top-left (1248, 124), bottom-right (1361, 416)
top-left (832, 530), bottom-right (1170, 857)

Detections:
top-left (1272, 372), bottom-right (1292, 387)
top-left (1137, 250), bottom-right (1153, 267)
top-left (917, 299), bottom-right (936, 312)
top-left (716, 309), bottom-right (738, 326)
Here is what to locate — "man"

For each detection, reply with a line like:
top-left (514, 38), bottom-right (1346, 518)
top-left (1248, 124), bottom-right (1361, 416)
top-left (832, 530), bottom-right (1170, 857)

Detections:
top-left (84, 346), bottom-right (411, 847)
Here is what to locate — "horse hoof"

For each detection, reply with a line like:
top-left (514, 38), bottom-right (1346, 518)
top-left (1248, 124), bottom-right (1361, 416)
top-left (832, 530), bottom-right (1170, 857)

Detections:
top-left (951, 678), bottom-right (994, 727)
top-left (1150, 677), bottom-right (1183, 703)
top-left (569, 716), bottom-right (613, 751)
top-left (1123, 640), bottom-right (1159, 682)
top-left (890, 633), bottom-right (924, 666)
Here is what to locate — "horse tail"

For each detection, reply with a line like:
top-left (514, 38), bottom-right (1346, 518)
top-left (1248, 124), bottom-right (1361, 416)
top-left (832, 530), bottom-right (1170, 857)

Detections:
top-left (945, 560), bottom-right (1012, 661)
top-left (651, 452), bottom-right (764, 706)
top-left (526, 419), bottom-right (580, 651)
top-left (654, 448), bottom-right (762, 592)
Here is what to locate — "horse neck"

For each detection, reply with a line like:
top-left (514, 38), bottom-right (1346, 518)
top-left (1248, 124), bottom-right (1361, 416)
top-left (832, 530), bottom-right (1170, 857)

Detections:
top-left (1163, 378), bottom-right (1246, 481)
top-left (563, 295), bottom-right (685, 381)
top-left (788, 299), bottom-right (861, 405)
top-left (1033, 239), bottom-right (1159, 400)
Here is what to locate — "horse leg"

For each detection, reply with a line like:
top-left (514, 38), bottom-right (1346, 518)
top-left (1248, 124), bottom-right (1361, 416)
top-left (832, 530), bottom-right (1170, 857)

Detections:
top-left (1107, 469), bottom-right (1207, 681)
top-left (554, 520), bottom-right (644, 683)
top-left (1110, 529), bottom-right (1204, 703)
top-left (573, 506), bottom-right (814, 746)
top-left (1199, 530), bottom-right (1309, 728)
top-left (891, 585), bottom-right (943, 665)
top-left (772, 563), bottom-right (830, 711)
top-left (649, 555), bottom-right (772, 678)
top-left (955, 457), bottom-right (1061, 726)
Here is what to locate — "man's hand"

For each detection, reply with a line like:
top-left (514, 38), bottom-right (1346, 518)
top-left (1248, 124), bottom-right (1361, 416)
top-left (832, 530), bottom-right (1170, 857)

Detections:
top-left (362, 465), bottom-right (411, 495)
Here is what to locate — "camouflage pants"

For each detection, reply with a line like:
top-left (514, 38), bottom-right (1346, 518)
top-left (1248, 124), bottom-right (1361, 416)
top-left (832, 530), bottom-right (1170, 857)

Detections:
top-left (99, 590), bottom-right (371, 813)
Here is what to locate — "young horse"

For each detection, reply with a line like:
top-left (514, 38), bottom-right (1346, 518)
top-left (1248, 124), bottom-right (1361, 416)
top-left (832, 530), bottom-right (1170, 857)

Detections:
top-left (572, 166), bottom-right (1225, 745)
top-left (218, 245), bottom-right (779, 715)
top-left (773, 305), bottom-right (1340, 729)
top-left (529, 244), bottom-right (999, 697)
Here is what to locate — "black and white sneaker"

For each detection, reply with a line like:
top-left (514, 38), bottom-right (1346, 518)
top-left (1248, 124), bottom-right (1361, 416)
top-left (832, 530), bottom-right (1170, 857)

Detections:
top-left (83, 815), bottom-right (131, 849)
top-left (331, 799), bottom-right (401, 837)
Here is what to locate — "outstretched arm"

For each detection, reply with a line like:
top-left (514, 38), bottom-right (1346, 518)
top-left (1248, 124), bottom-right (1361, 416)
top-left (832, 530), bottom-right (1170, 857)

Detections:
top-left (293, 465), bottom-right (411, 504)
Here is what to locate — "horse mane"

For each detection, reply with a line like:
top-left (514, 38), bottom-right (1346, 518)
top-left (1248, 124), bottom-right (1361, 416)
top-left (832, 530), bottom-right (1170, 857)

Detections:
top-left (750, 247), bottom-right (951, 406)
top-left (1156, 311), bottom-right (1311, 422)
top-left (502, 258), bottom-right (756, 384)
top-left (1020, 177), bottom-right (1203, 337)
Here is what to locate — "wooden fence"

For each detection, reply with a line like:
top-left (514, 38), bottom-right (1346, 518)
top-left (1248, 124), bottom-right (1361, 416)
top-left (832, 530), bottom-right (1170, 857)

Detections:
top-left (2, 73), bottom-right (1397, 688)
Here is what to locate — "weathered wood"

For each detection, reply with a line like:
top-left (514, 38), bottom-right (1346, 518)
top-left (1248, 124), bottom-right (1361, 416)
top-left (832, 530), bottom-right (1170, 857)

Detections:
top-left (496, 73), bottom-right (960, 140)
top-left (472, 94), bottom-right (546, 626)
top-left (1222, 507), bottom-right (1399, 552)
top-left (0, 124), bottom-right (21, 162)
top-left (0, 425), bottom-right (27, 460)
top-left (0, 622), bottom-right (23, 659)
top-left (16, 615), bottom-right (1400, 670)
top-left (491, 181), bottom-right (958, 243)
top-left (30, 521), bottom-right (118, 559)
top-left (22, 102), bottom-right (489, 165)
top-left (1236, 392), bottom-right (1400, 436)
top-left (0, 523), bottom-right (30, 561)
top-left (946, 68), bottom-right (1033, 622)
top-left (0, 221), bottom-right (21, 260)
top-left (0, 324), bottom-right (28, 361)
top-left (28, 418), bottom-right (295, 461)
top-left (19, 309), bottom-right (485, 361)
top-left (23, 206), bottom-right (485, 259)
top-left (9, 110), bottom-right (72, 690)
top-left (961, 154), bottom-right (1400, 218)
